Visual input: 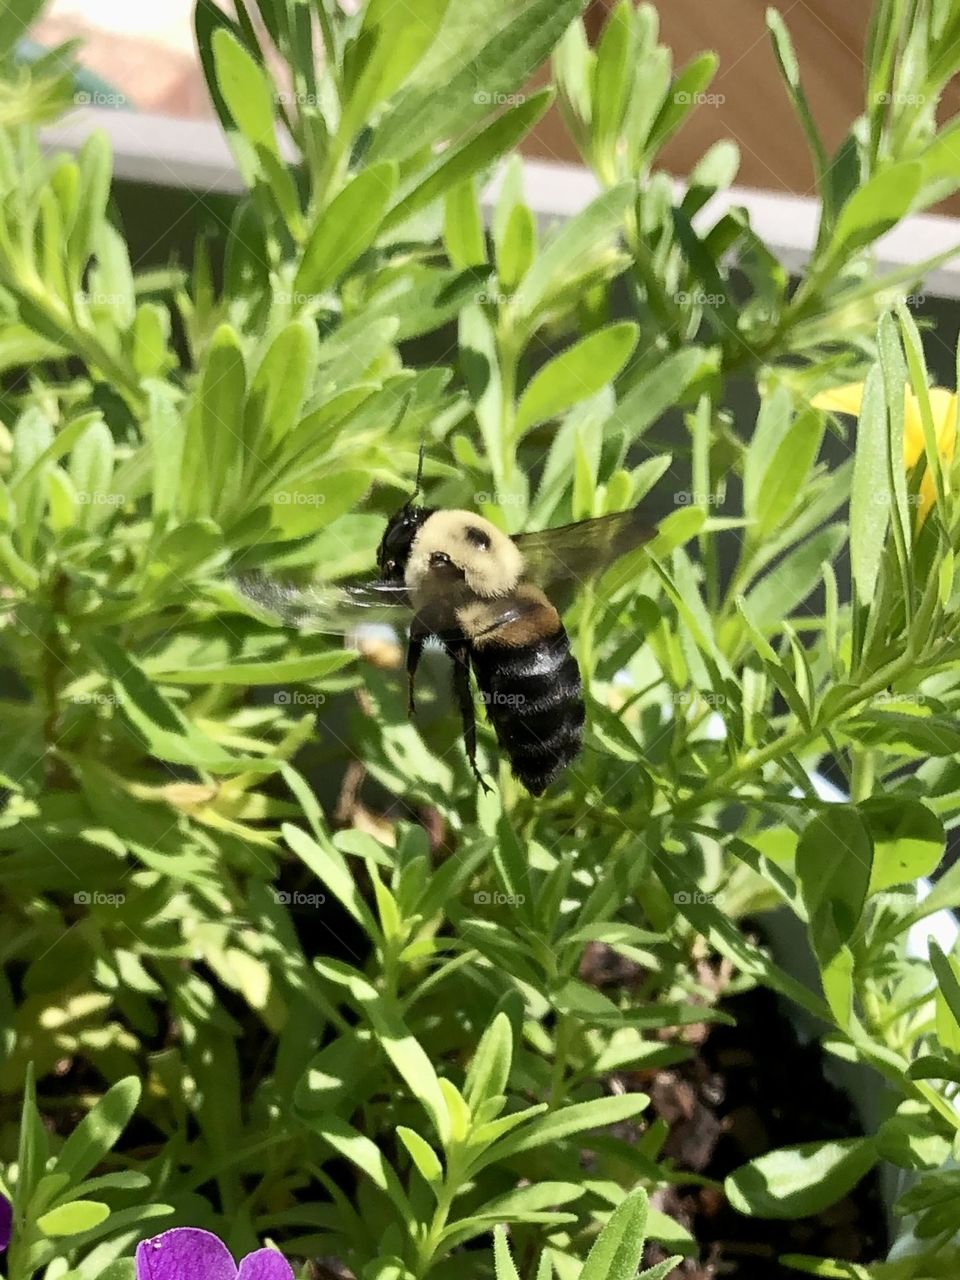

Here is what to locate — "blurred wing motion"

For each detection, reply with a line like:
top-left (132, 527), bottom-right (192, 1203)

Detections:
top-left (234, 574), bottom-right (412, 634)
top-left (235, 575), bottom-right (538, 637)
top-left (513, 506), bottom-right (657, 594)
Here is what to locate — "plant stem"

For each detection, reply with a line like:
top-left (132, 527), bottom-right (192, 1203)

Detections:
top-left (850, 749), bottom-right (876, 802)
top-left (676, 644), bottom-right (919, 814)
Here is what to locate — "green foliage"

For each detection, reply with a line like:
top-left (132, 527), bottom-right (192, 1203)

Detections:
top-left (2, 1), bottom-right (960, 1279)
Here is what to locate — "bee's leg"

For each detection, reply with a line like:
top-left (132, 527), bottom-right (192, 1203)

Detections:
top-left (449, 643), bottom-right (492, 794)
top-left (406, 631), bottom-right (425, 719)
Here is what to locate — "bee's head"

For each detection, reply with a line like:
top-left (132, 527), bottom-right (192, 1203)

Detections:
top-left (377, 502), bottom-right (435, 581)
top-left (377, 442), bottom-right (435, 582)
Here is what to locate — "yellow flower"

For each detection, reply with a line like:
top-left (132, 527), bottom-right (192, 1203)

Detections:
top-left (812, 382), bottom-right (957, 525)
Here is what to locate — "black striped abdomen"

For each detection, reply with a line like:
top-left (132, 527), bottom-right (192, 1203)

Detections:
top-left (470, 627), bottom-right (584, 795)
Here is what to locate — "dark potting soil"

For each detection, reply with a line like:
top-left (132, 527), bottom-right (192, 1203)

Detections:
top-left (631, 982), bottom-right (888, 1278)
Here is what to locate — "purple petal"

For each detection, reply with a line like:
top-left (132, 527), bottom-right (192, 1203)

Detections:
top-left (0, 1194), bottom-right (11, 1251)
top-left (136, 1228), bottom-right (237, 1280)
top-left (237, 1248), bottom-right (295, 1280)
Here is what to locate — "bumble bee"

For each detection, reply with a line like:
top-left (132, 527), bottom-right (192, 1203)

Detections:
top-left (240, 467), bottom-right (655, 795)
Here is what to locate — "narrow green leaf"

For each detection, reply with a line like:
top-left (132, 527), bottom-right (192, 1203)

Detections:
top-left (515, 323), bottom-right (638, 435)
top-left (296, 162), bottom-right (398, 297)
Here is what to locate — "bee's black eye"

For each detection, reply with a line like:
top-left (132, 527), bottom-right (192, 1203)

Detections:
top-left (464, 526), bottom-right (491, 550)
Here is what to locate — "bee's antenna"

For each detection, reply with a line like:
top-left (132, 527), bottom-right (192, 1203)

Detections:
top-left (407, 440), bottom-right (424, 509)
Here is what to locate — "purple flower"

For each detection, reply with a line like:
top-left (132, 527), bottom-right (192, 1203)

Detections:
top-left (0, 1193), bottom-right (11, 1251)
top-left (136, 1228), bottom-right (294, 1280)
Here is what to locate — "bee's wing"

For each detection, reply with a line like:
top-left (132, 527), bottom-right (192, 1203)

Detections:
top-left (512, 507), bottom-right (657, 596)
top-left (233, 575), bottom-right (413, 634)
top-left (234, 575), bottom-right (538, 639)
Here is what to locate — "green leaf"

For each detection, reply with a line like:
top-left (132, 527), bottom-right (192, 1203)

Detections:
top-left (613, 348), bottom-right (706, 445)
top-left (725, 1139), bottom-right (877, 1219)
top-left (148, 650), bottom-right (354, 686)
top-left (397, 1126), bottom-right (443, 1185)
top-left (493, 1227), bottom-right (522, 1280)
top-left (930, 942), bottom-right (960, 1034)
top-left (581, 1187), bottom-right (651, 1280)
top-left (497, 202), bottom-right (537, 291)
top-left (295, 163), bottom-right (398, 297)
top-left (644, 53), bottom-right (719, 157)
top-left (444, 178), bottom-right (487, 270)
top-left (765, 9), bottom-right (827, 192)
top-left (483, 1093), bottom-right (649, 1165)
top-left (38, 1200), bottom-right (110, 1237)
top-left (464, 1011), bottom-right (513, 1111)
top-left (339, 0), bottom-right (450, 145)
top-left (89, 635), bottom-right (276, 775)
top-left (0, 0), bottom-right (47, 58)
top-left (245, 321), bottom-right (320, 458)
top-left (69, 418), bottom-right (115, 531)
top-left (199, 324), bottom-right (246, 516)
top-left (369, 0), bottom-right (585, 162)
top-left (796, 806), bottom-right (873, 944)
top-left (56, 1078), bottom-right (141, 1186)
top-left (754, 408), bottom-right (823, 537)
top-left (383, 91), bottom-right (552, 232)
top-left (212, 27), bottom-right (279, 154)
top-left (512, 184), bottom-right (634, 326)
top-left (826, 162), bottom-right (924, 262)
top-left (270, 469), bottom-right (370, 538)
top-left (862, 797), bottom-right (944, 894)
top-left (849, 365), bottom-right (889, 606)
top-left (743, 524), bottom-right (845, 631)
top-left (515, 323), bottom-right (638, 435)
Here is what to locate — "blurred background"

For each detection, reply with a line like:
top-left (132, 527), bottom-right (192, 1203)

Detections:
top-left (30, 0), bottom-right (960, 213)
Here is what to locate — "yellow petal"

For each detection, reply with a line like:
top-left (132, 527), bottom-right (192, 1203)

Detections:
top-left (903, 391), bottom-right (926, 468)
top-left (811, 383), bottom-right (866, 416)
top-left (930, 388), bottom-right (958, 459)
top-left (904, 388), bottom-right (957, 469)
top-left (917, 468), bottom-right (937, 526)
